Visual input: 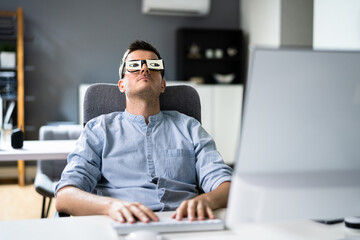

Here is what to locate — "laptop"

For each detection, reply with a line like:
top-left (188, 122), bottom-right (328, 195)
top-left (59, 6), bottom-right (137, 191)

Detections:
top-left (226, 48), bottom-right (360, 227)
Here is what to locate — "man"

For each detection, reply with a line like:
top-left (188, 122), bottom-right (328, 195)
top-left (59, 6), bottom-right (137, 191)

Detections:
top-left (55, 40), bottom-right (232, 223)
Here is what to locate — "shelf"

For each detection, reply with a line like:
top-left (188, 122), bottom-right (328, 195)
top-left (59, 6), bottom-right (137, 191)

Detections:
top-left (176, 28), bottom-right (245, 84)
top-left (184, 58), bottom-right (242, 62)
top-left (0, 36), bottom-right (17, 41)
top-left (0, 66), bottom-right (35, 71)
top-left (0, 95), bottom-right (17, 100)
top-left (0, 7), bottom-right (25, 186)
top-left (0, 68), bottom-right (16, 71)
top-left (0, 36), bottom-right (33, 42)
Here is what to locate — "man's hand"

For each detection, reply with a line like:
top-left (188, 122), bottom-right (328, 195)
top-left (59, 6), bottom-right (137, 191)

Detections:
top-left (56, 186), bottom-right (159, 224)
top-left (172, 197), bottom-right (215, 221)
top-left (171, 181), bottom-right (230, 221)
top-left (109, 200), bottom-right (159, 223)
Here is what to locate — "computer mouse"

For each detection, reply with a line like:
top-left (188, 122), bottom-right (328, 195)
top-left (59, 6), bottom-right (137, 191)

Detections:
top-left (344, 217), bottom-right (360, 238)
top-left (125, 230), bottom-right (168, 240)
top-left (344, 216), bottom-right (360, 229)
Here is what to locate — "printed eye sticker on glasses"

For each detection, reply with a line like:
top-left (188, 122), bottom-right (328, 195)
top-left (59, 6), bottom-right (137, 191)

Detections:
top-left (125, 59), bottom-right (164, 72)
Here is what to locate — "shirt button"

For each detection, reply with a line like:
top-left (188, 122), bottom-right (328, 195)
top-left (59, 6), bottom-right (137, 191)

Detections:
top-left (146, 132), bottom-right (150, 136)
top-left (147, 155), bottom-right (152, 160)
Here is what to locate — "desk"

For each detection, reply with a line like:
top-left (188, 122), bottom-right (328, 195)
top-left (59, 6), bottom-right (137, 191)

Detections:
top-left (0, 140), bottom-right (76, 185)
top-left (0, 211), bottom-right (353, 240)
top-left (0, 140), bottom-right (77, 161)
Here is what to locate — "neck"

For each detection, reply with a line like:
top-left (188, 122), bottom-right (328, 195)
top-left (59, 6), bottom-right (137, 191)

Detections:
top-left (125, 97), bottom-right (160, 124)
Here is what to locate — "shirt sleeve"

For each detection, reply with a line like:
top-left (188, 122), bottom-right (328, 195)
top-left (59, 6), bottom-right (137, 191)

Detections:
top-left (190, 119), bottom-right (232, 193)
top-left (54, 120), bottom-right (104, 196)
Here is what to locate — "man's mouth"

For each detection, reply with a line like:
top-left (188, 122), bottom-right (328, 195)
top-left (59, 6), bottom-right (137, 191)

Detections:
top-left (138, 76), bottom-right (151, 81)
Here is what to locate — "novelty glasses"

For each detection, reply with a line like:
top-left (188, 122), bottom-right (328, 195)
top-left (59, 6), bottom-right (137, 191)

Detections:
top-left (125, 59), bottom-right (164, 73)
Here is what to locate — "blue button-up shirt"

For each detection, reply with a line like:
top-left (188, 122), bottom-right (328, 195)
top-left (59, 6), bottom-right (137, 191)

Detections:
top-left (55, 110), bottom-right (232, 211)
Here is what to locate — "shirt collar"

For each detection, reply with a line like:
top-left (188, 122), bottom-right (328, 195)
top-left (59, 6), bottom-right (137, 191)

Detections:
top-left (124, 109), bottom-right (164, 123)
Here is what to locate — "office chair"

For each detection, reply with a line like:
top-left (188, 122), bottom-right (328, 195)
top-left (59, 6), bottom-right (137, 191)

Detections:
top-left (58, 83), bottom-right (201, 217)
top-left (34, 125), bottom-right (82, 218)
top-left (57, 83), bottom-right (201, 217)
top-left (83, 83), bottom-right (201, 125)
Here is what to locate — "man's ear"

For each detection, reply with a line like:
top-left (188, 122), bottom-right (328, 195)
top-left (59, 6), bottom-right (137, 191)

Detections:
top-left (118, 79), bottom-right (126, 93)
top-left (161, 79), bottom-right (166, 93)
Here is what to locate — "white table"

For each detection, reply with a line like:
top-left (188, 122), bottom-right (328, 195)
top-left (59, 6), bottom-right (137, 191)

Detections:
top-left (0, 140), bottom-right (77, 161)
top-left (0, 211), bottom-right (355, 240)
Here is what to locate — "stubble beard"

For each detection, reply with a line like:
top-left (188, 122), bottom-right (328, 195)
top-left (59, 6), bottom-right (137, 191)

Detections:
top-left (124, 79), bottom-right (162, 102)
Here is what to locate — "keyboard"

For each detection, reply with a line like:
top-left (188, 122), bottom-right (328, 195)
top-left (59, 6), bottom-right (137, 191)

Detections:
top-left (110, 218), bottom-right (225, 235)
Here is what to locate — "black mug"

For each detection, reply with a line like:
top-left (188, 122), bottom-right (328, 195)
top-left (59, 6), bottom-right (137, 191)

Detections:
top-left (11, 128), bottom-right (24, 149)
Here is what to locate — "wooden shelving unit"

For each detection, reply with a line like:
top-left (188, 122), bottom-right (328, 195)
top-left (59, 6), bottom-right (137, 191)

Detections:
top-left (0, 7), bottom-right (25, 186)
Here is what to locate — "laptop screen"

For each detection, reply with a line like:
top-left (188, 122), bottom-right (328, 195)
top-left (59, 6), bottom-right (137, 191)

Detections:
top-left (226, 48), bottom-right (360, 226)
top-left (237, 48), bottom-right (360, 173)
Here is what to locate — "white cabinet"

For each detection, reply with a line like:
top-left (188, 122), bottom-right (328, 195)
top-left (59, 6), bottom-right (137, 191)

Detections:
top-left (195, 85), bottom-right (243, 165)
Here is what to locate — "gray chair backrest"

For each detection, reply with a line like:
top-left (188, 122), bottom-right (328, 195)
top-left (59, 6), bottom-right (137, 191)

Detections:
top-left (83, 83), bottom-right (201, 125)
top-left (38, 125), bottom-right (82, 181)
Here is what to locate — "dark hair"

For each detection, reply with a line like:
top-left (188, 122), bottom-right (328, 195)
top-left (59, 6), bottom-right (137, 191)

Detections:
top-left (119, 40), bottom-right (164, 79)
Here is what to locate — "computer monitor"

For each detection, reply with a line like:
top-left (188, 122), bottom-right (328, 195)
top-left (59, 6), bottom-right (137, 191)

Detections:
top-left (226, 48), bottom-right (360, 228)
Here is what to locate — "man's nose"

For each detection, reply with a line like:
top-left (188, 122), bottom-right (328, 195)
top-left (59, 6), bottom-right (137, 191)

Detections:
top-left (140, 62), bottom-right (150, 74)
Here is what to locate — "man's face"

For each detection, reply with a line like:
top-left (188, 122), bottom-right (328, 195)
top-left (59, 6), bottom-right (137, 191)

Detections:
top-left (119, 50), bottom-right (166, 100)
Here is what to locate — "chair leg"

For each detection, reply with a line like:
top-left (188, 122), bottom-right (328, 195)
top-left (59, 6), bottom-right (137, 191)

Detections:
top-left (45, 197), bottom-right (52, 218)
top-left (41, 197), bottom-right (46, 218)
top-left (41, 197), bottom-right (53, 218)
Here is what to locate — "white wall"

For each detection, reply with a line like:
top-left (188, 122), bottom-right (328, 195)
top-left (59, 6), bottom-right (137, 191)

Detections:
top-left (240, 0), bottom-right (313, 48)
top-left (240, 0), bottom-right (281, 47)
top-left (313, 0), bottom-right (360, 50)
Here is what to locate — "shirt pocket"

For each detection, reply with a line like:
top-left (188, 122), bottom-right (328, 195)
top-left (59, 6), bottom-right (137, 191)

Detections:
top-left (163, 149), bottom-right (196, 184)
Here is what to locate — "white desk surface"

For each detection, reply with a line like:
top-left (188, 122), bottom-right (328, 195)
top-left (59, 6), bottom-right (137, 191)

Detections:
top-left (0, 140), bottom-right (76, 161)
top-left (0, 210), bottom-right (353, 240)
